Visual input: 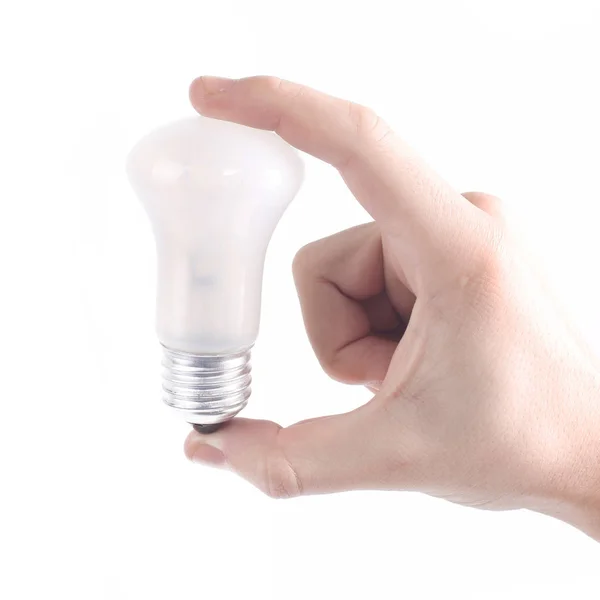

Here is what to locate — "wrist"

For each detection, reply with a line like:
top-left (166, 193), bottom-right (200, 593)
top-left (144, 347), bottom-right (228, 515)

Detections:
top-left (537, 486), bottom-right (600, 541)
top-left (534, 371), bottom-right (600, 540)
top-left (561, 499), bottom-right (600, 541)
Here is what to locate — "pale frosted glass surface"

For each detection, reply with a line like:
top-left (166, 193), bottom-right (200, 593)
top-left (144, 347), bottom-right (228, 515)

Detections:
top-left (126, 117), bottom-right (304, 353)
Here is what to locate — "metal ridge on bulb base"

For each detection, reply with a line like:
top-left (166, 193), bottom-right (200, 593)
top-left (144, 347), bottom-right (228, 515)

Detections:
top-left (161, 345), bottom-right (252, 427)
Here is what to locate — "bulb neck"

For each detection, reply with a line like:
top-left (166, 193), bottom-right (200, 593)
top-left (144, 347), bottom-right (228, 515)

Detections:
top-left (161, 345), bottom-right (252, 426)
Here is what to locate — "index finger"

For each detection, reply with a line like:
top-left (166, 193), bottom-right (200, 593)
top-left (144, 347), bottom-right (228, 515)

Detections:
top-left (189, 76), bottom-right (485, 286)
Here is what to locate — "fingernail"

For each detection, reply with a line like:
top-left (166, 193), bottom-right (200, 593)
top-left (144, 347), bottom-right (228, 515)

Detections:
top-left (191, 76), bottom-right (235, 99)
top-left (188, 432), bottom-right (227, 468)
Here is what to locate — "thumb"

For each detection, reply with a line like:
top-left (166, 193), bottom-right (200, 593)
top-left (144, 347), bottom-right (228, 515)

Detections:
top-left (184, 402), bottom-right (392, 498)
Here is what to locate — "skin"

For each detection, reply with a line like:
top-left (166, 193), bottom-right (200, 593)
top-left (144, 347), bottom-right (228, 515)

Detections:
top-left (183, 75), bottom-right (600, 540)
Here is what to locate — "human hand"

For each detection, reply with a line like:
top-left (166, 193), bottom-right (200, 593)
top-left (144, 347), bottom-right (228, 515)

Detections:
top-left (184, 76), bottom-right (600, 540)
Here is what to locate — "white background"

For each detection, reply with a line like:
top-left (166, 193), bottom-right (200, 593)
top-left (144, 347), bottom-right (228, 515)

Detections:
top-left (1, 0), bottom-right (600, 598)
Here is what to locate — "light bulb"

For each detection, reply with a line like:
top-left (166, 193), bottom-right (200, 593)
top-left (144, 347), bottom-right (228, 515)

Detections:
top-left (126, 116), bottom-right (304, 431)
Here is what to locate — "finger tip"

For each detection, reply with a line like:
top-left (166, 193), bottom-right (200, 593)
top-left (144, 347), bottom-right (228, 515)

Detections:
top-left (188, 77), bottom-right (205, 111)
top-left (183, 431), bottom-right (200, 459)
top-left (189, 76), bottom-right (235, 110)
top-left (185, 427), bottom-right (225, 451)
top-left (184, 431), bottom-right (228, 467)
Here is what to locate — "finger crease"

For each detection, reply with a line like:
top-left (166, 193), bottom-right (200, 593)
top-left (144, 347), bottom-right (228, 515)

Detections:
top-left (274, 428), bottom-right (304, 497)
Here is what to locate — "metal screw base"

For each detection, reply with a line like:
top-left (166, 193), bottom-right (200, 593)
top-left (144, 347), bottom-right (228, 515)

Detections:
top-left (161, 346), bottom-right (252, 426)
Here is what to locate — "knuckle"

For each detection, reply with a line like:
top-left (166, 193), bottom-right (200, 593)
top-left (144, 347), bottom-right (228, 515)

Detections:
top-left (255, 76), bottom-right (305, 100)
top-left (319, 355), bottom-right (352, 384)
top-left (292, 240), bottom-right (321, 280)
top-left (347, 102), bottom-right (392, 145)
top-left (427, 224), bottom-right (515, 323)
top-left (478, 227), bottom-right (510, 280)
top-left (263, 438), bottom-right (303, 499)
top-left (319, 351), bottom-right (359, 384)
top-left (463, 191), bottom-right (504, 218)
top-left (319, 353), bottom-right (344, 382)
top-left (463, 229), bottom-right (516, 316)
top-left (251, 75), bottom-right (283, 91)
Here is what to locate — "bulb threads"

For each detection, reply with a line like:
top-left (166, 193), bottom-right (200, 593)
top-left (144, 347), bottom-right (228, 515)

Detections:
top-left (161, 346), bottom-right (252, 425)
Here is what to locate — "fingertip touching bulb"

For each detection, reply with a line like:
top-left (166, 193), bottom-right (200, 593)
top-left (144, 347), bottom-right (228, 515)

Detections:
top-left (126, 116), bottom-right (304, 427)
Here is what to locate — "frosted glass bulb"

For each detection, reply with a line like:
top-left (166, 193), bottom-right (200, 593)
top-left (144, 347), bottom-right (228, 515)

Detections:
top-left (126, 116), bottom-right (304, 429)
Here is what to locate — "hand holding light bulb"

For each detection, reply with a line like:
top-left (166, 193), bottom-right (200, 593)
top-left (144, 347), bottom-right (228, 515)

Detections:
top-left (175, 76), bottom-right (600, 541)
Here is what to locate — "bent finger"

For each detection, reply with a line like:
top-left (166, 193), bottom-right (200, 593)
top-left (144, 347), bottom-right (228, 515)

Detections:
top-left (293, 223), bottom-right (403, 384)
